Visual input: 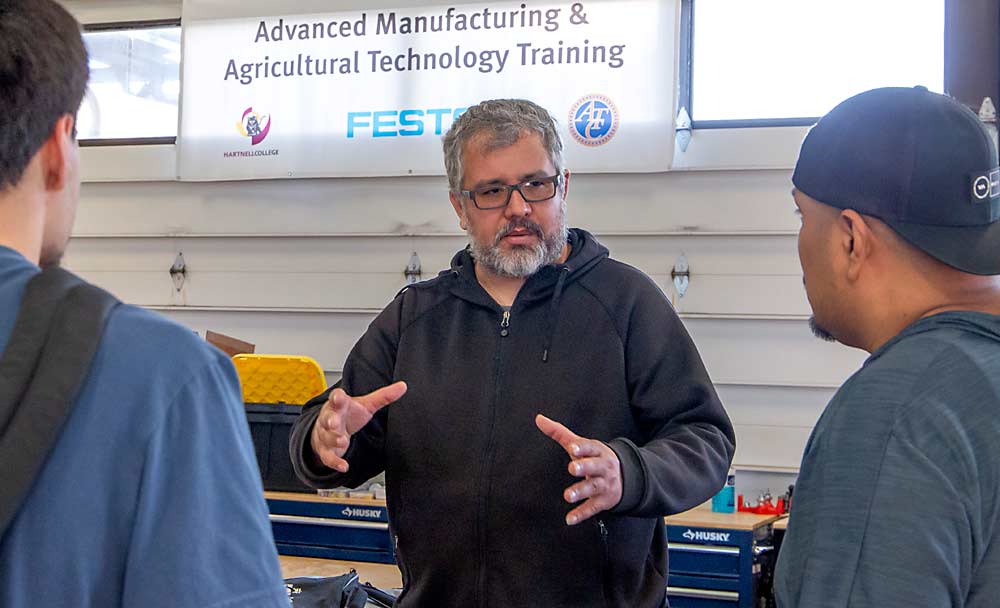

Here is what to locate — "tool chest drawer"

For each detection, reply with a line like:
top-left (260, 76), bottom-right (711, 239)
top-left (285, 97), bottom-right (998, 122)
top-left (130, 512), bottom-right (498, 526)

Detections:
top-left (666, 578), bottom-right (741, 608)
top-left (266, 493), bottom-right (394, 564)
top-left (668, 540), bottom-right (742, 577)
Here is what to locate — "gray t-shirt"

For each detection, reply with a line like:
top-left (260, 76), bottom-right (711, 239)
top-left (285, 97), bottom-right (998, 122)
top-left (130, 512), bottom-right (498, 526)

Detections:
top-left (775, 311), bottom-right (1000, 608)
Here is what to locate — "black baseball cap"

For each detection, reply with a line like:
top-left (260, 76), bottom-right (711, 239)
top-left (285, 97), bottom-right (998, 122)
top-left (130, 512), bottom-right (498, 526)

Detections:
top-left (793, 86), bottom-right (1000, 275)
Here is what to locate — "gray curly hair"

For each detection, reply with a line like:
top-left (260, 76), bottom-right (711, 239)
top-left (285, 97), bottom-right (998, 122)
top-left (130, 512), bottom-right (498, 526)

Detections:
top-left (443, 99), bottom-right (565, 194)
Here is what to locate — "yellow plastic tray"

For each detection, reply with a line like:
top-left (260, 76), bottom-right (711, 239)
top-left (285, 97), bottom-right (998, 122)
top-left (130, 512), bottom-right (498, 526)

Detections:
top-left (232, 354), bottom-right (327, 405)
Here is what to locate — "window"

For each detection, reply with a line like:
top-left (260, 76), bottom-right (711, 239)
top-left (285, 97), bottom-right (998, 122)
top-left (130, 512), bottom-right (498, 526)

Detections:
top-left (680, 0), bottom-right (945, 127)
top-left (79, 21), bottom-right (181, 143)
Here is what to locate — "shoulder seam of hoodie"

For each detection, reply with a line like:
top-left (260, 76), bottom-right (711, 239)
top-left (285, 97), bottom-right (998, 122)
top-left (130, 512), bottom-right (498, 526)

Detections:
top-left (397, 277), bottom-right (462, 338)
top-left (574, 264), bottom-right (629, 350)
top-left (577, 256), bottom-right (674, 341)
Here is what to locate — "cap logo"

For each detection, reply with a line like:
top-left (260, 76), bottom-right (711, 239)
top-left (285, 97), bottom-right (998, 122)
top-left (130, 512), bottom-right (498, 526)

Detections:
top-left (972, 168), bottom-right (1000, 202)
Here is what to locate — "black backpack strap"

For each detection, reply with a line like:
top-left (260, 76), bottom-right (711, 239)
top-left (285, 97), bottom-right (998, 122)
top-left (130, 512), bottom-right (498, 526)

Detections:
top-left (0, 267), bottom-right (120, 540)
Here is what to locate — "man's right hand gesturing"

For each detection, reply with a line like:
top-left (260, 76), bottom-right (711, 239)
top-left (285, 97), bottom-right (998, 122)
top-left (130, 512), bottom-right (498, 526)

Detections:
top-left (310, 381), bottom-right (408, 473)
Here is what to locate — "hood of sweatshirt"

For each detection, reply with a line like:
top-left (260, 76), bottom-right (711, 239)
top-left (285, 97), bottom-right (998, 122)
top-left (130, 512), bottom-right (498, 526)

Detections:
top-left (442, 227), bottom-right (609, 362)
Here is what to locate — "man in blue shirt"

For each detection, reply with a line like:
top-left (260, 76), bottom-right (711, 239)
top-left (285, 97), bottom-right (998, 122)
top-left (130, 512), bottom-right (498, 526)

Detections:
top-left (0, 2), bottom-right (288, 606)
top-left (775, 87), bottom-right (1000, 607)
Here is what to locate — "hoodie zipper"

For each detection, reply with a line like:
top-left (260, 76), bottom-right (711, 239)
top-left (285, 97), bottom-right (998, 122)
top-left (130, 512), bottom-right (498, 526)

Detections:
top-left (394, 534), bottom-right (411, 603)
top-left (598, 519), bottom-right (611, 608)
top-left (476, 309), bottom-right (511, 607)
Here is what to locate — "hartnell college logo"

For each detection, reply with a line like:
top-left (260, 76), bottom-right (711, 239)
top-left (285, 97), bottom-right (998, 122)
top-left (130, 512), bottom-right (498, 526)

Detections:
top-left (224, 106), bottom-right (279, 159)
top-left (568, 95), bottom-right (619, 147)
top-left (236, 106), bottom-right (271, 145)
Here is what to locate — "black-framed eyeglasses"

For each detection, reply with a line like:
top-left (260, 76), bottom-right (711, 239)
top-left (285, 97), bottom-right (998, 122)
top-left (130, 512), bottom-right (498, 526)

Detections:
top-left (461, 174), bottom-right (563, 210)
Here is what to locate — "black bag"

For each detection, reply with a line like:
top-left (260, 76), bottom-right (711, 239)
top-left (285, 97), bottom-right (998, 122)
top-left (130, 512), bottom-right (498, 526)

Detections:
top-left (284, 570), bottom-right (369, 608)
top-left (0, 267), bottom-right (120, 540)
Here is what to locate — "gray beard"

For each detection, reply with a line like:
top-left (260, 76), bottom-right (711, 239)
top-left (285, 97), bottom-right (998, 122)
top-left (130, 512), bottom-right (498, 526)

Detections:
top-left (468, 215), bottom-right (569, 278)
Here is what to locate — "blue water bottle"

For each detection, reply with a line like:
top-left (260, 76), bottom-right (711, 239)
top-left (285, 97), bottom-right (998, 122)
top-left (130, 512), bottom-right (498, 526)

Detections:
top-left (711, 469), bottom-right (736, 513)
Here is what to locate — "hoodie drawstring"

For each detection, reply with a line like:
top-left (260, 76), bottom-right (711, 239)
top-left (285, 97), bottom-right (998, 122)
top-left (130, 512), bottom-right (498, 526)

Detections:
top-left (541, 267), bottom-right (570, 363)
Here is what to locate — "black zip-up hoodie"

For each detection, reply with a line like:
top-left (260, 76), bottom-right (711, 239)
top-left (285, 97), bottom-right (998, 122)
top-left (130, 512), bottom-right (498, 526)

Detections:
top-left (290, 229), bottom-right (735, 607)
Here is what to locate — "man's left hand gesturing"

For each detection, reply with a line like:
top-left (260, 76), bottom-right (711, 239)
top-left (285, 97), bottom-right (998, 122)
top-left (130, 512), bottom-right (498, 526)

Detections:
top-left (535, 414), bottom-right (623, 526)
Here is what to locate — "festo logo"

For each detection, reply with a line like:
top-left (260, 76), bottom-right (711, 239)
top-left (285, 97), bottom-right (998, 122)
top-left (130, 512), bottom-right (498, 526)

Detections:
top-left (682, 529), bottom-right (731, 543)
top-left (346, 107), bottom-right (467, 138)
top-left (342, 506), bottom-right (384, 519)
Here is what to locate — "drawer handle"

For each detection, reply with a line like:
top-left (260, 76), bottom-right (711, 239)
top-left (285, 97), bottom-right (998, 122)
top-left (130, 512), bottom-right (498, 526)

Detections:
top-left (667, 542), bottom-right (740, 555)
top-left (667, 586), bottom-right (740, 601)
top-left (269, 514), bottom-right (389, 531)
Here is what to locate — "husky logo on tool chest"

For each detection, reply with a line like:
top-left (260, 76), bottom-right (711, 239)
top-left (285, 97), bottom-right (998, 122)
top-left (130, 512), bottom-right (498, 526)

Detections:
top-left (342, 506), bottom-right (383, 519)
top-left (682, 529), bottom-right (731, 543)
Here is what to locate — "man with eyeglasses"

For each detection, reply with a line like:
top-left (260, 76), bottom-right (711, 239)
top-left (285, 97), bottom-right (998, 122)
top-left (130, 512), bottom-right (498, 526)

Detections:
top-left (290, 98), bottom-right (735, 607)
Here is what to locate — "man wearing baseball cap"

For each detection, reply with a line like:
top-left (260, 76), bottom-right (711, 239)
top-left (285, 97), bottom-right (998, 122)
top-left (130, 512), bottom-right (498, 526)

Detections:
top-left (775, 86), bottom-right (1000, 607)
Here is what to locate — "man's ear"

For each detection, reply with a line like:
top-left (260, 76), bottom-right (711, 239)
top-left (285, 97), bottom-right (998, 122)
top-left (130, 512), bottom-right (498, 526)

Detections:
top-left (449, 191), bottom-right (468, 230)
top-left (39, 114), bottom-right (76, 191)
top-left (837, 209), bottom-right (874, 282)
top-left (561, 169), bottom-right (571, 200)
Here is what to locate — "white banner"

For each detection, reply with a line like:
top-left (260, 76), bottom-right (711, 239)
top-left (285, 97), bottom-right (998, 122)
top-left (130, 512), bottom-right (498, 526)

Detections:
top-left (178, 0), bottom-right (677, 180)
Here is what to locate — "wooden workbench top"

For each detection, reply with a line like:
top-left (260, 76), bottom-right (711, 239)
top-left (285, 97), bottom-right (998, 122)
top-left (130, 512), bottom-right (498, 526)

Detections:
top-left (280, 555), bottom-right (403, 590)
top-left (664, 508), bottom-right (780, 531)
top-left (772, 515), bottom-right (789, 531)
top-left (266, 491), bottom-right (387, 507)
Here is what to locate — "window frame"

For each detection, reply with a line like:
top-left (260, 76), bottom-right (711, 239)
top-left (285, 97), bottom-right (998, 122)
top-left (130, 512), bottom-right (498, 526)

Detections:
top-left (79, 18), bottom-right (182, 147)
top-left (676, 0), bottom-right (823, 129)
top-left (677, 0), bottom-right (960, 130)
top-left (679, 0), bottom-right (999, 130)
